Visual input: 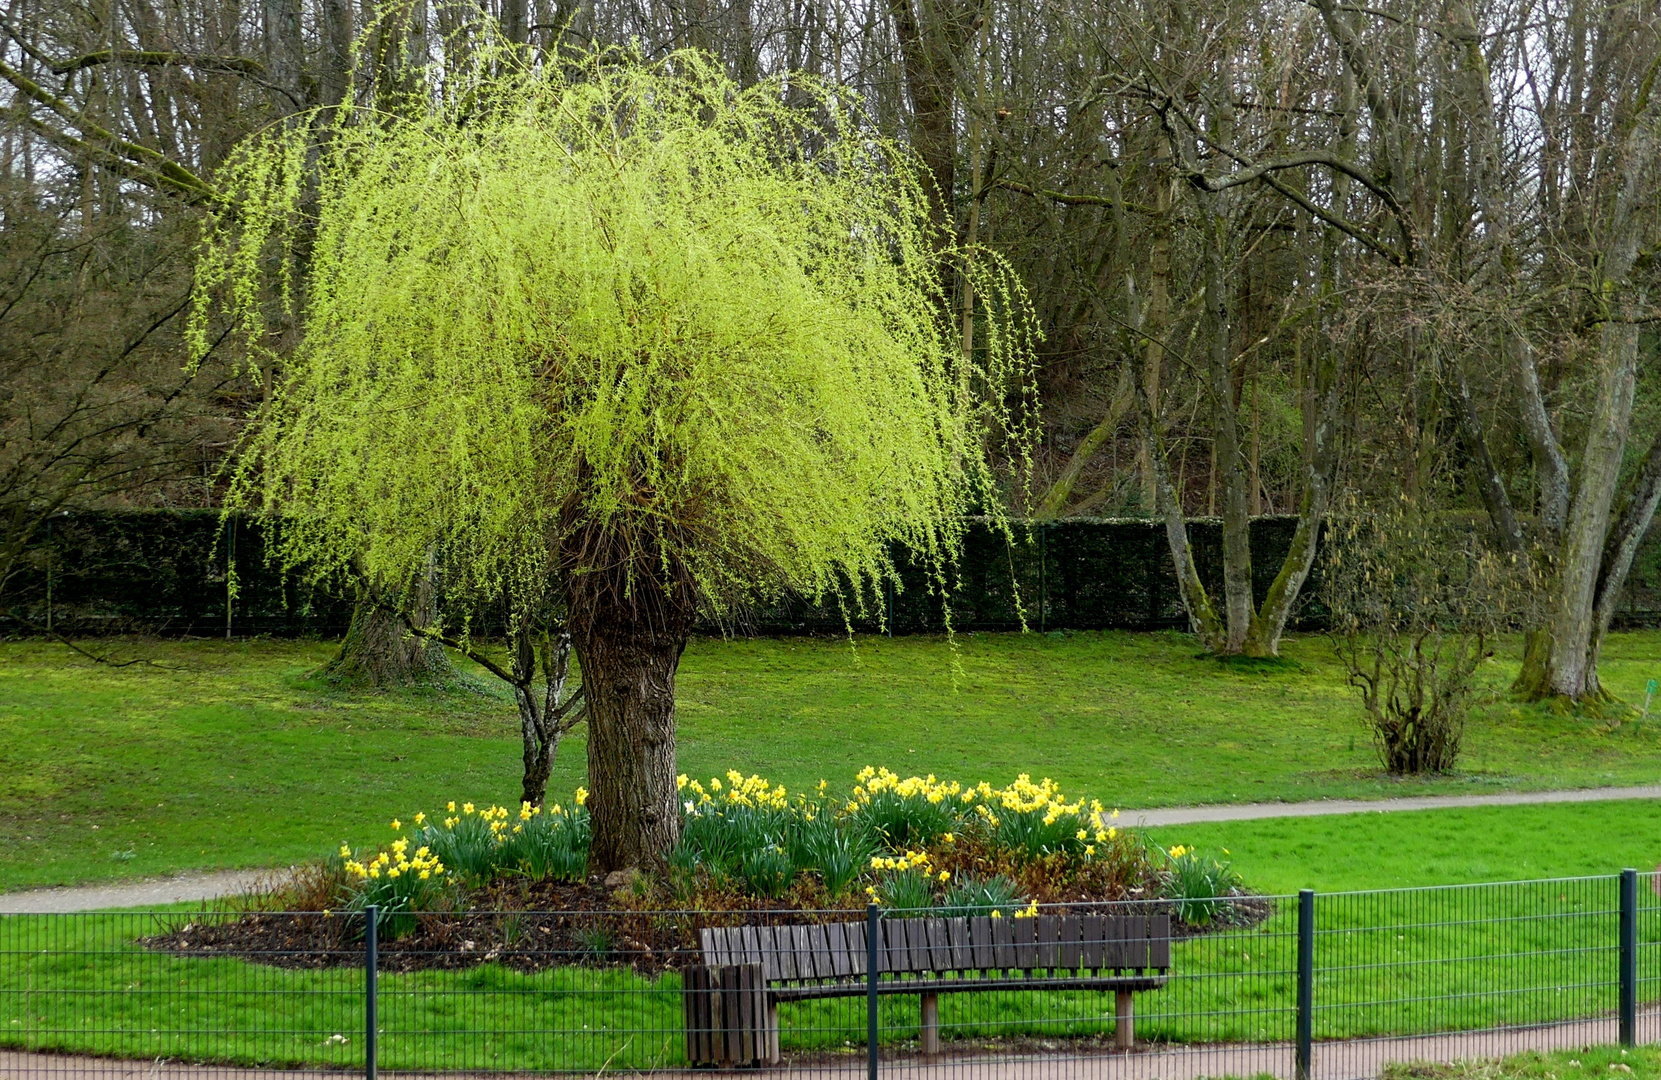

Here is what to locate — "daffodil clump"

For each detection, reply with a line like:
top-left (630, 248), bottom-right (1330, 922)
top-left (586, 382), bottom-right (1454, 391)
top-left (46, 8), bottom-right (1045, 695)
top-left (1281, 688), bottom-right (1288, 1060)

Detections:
top-left (329, 769), bottom-right (1210, 916)
top-left (665, 767), bottom-right (1151, 911)
top-left (1164, 843), bottom-right (1242, 927)
top-left (418, 796), bottom-right (591, 888)
top-left (334, 793), bottom-right (592, 922)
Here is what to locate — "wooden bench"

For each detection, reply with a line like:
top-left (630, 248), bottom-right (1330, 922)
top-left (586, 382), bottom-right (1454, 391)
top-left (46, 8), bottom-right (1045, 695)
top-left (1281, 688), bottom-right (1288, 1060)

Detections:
top-left (683, 912), bottom-right (1171, 1065)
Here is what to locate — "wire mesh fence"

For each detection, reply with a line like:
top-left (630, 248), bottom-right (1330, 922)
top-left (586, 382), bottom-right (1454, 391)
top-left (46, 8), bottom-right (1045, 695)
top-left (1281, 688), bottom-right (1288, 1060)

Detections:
top-left (1, 872), bottom-right (1655, 1079)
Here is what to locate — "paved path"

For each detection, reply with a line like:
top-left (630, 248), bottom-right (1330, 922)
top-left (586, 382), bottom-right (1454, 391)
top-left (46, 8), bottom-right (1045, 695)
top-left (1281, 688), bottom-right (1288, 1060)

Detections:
top-left (1122, 783), bottom-right (1661, 828)
top-left (4, 784), bottom-right (1660, 915)
top-left (0, 870), bottom-right (269, 915)
top-left (0, 1013), bottom-right (1648, 1078)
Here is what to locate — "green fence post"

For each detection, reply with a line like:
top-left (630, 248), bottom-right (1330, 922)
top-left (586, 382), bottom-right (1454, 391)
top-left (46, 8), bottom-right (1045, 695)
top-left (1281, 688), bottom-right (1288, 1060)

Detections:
top-left (1297, 889), bottom-right (1314, 1080)
top-left (365, 904), bottom-right (379, 1080)
top-left (1621, 868), bottom-right (1637, 1047)
top-left (867, 902), bottom-right (880, 1080)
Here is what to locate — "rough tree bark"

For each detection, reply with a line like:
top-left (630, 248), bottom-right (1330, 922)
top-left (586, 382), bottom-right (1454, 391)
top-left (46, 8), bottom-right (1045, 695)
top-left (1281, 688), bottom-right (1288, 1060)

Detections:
top-left (1442, 0), bottom-right (1658, 704)
top-left (320, 554), bottom-right (455, 687)
top-left (564, 545), bottom-right (696, 875)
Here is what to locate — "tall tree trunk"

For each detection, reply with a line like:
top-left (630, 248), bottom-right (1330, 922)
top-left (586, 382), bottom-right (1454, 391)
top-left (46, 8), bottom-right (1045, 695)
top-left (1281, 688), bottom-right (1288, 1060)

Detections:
top-left (1138, 379), bottom-right (1224, 650)
top-left (1534, 91), bottom-right (1657, 701)
top-left (1546, 311), bottom-right (1642, 700)
top-left (320, 0), bottom-right (354, 109)
top-left (1242, 338), bottom-right (1341, 657)
top-left (321, 552), bottom-right (454, 687)
top-left (566, 559), bottom-right (695, 874)
top-left (1199, 191), bottom-right (1253, 653)
top-left (321, 601), bottom-right (454, 686)
top-left (886, 0), bottom-right (977, 252)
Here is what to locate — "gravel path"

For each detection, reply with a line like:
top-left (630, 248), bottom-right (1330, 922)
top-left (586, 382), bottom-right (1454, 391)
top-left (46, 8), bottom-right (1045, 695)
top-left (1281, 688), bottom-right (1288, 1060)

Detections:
top-left (0, 870), bottom-right (270, 915)
top-left (1122, 783), bottom-right (1661, 828)
top-left (4, 783), bottom-right (1659, 915)
top-left (0, 1012), bottom-right (1646, 1078)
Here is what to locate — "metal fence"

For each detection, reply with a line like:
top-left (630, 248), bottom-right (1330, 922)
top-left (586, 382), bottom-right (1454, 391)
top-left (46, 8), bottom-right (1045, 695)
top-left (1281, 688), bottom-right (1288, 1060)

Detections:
top-left (1, 872), bottom-right (1657, 1079)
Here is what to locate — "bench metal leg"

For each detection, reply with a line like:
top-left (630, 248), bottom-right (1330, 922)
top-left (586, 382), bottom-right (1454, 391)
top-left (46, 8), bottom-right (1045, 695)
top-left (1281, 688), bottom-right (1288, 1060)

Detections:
top-left (1115, 990), bottom-right (1134, 1050)
top-left (920, 992), bottom-right (940, 1057)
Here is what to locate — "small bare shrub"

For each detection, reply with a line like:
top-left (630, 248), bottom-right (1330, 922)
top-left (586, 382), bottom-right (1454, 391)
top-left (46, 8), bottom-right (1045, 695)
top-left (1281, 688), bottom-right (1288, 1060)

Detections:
top-left (1325, 497), bottom-right (1536, 774)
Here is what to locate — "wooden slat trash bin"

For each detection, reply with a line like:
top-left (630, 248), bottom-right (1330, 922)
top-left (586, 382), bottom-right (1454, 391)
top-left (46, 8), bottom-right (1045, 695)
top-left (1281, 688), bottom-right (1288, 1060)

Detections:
top-left (686, 912), bottom-right (1170, 1063)
top-left (683, 962), bottom-right (776, 1067)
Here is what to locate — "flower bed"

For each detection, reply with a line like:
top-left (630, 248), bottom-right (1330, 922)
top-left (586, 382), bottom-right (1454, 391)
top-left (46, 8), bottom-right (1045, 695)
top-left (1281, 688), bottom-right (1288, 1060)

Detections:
top-left (144, 768), bottom-right (1254, 970)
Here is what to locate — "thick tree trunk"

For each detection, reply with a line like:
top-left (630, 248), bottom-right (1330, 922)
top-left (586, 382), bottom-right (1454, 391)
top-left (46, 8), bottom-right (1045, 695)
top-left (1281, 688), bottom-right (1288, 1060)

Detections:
top-left (1242, 345), bottom-right (1340, 658)
top-left (1545, 314), bottom-right (1641, 701)
top-left (320, 553), bottom-right (454, 688)
top-left (320, 600), bottom-right (455, 687)
top-left (566, 565), bottom-right (694, 875)
top-left (1138, 381), bottom-right (1224, 650)
top-left (1196, 186), bottom-right (1252, 653)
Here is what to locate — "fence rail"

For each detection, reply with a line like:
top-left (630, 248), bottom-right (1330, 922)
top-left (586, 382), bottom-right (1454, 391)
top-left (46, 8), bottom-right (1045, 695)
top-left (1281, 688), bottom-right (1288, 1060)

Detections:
top-left (1, 872), bottom-right (1657, 1078)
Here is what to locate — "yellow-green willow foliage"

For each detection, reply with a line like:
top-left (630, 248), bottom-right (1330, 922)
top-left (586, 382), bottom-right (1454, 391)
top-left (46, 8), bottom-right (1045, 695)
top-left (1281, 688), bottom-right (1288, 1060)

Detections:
top-left (191, 46), bottom-right (1036, 621)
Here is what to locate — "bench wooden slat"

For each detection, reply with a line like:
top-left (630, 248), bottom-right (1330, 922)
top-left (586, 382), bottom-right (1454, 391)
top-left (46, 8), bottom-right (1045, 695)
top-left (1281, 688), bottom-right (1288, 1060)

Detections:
top-left (1149, 914), bottom-right (1172, 969)
top-left (926, 918), bottom-right (952, 972)
top-left (1013, 914), bottom-right (1037, 970)
top-left (881, 917), bottom-right (908, 974)
top-left (797, 923), bottom-right (821, 981)
top-left (1103, 914), bottom-right (1126, 970)
top-left (991, 914), bottom-right (1015, 970)
top-left (1080, 915), bottom-right (1103, 969)
top-left (1059, 916), bottom-right (1082, 971)
top-left (814, 922), bottom-right (840, 980)
top-left (845, 921), bottom-right (869, 977)
top-left (947, 916), bottom-right (971, 971)
top-left (969, 916), bottom-right (994, 970)
top-left (770, 924), bottom-right (795, 982)
top-left (911, 918), bottom-right (932, 974)
top-left (698, 927), bottom-right (717, 969)
top-left (823, 921), bottom-right (847, 978)
top-left (905, 918), bottom-right (929, 974)
top-left (1124, 915), bottom-right (1150, 969)
top-left (1036, 914), bottom-right (1059, 970)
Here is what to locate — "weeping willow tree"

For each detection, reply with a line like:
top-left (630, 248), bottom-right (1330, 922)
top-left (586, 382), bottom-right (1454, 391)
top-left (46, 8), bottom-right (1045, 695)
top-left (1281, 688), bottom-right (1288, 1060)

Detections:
top-left (191, 45), bottom-right (1036, 873)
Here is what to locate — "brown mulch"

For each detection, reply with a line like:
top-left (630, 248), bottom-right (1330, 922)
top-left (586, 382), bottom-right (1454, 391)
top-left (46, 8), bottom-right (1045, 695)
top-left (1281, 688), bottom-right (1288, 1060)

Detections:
top-left (138, 877), bottom-right (1271, 975)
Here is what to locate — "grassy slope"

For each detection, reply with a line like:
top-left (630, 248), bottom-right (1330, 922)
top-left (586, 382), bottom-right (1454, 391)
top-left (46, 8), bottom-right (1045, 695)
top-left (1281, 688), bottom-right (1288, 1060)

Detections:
top-left (1, 629), bottom-right (1659, 891)
top-left (1144, 798), bottom-right (1661, 893)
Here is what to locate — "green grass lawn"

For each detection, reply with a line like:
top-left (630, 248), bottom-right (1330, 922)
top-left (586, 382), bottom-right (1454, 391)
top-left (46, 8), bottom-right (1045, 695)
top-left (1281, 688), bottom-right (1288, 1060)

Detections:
top-left (1144, 798), bottom-right (1661, 893)
top-left (2, 630), bottom-right (1659, 892)
top-left (3, 869), bottom-right (1655, 1070)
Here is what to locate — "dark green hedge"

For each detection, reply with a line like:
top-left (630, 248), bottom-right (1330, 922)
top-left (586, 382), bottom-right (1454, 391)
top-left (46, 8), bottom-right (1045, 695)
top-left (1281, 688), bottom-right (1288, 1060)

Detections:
top-left (3, 510), bottom-right (1657, 636)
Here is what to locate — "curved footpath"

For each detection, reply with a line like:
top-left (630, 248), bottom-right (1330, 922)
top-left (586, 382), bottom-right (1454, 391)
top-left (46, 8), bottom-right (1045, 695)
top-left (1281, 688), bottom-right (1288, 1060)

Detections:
top-left (3, 783), bottom-right (1660, 914)
top-left (0, 1013), bottom-right (1651, 1079)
